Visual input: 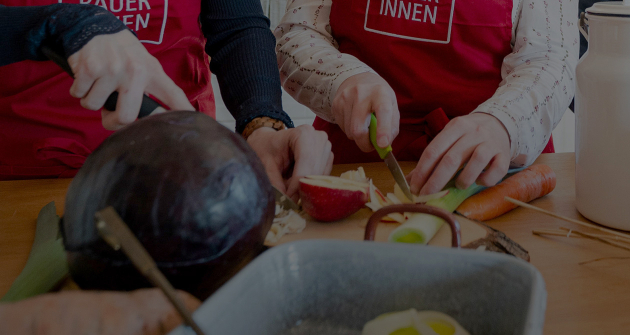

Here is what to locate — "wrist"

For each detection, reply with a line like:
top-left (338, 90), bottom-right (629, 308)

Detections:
top-left (241, 116), bottom-right (287, 141)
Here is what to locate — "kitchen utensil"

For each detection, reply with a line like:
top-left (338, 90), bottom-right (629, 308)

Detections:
top-left (369, 113), bottom-right (414, 200)
top-left (41, 46), bottom-right (164, 117)
top-left (94, 206), bottom-right (205, 335)
top-left (576, 4), bottom-right (630, 230)
top-left (273, 186), bottom-right (300, 211)
top-left (168, 240), bottom-right (547, 335)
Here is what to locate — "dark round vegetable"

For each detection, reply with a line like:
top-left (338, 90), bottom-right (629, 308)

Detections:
top-left (62, 111), bottom-right (274, 300)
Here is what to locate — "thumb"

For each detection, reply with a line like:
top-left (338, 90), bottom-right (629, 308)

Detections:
top-left (265, 161), bottom-right (288, 195)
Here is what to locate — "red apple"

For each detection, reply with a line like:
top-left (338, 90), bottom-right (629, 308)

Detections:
top-left (299, 175), bottom-right (369, 222)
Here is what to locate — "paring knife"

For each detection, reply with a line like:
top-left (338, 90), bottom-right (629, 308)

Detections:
top-left (273, 186), bottom-right (300, 211)
top-left (369, 113), bottom-right (414, 201)
top-left (41, 45), bottom-right (164, 118)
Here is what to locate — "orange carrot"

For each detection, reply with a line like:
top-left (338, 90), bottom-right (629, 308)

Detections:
top-left (456, 164), bottom-right (556, 221)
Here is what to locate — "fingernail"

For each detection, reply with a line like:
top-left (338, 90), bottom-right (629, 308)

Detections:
top-left (377, 135), bottom-right (388, 147)
top-left (455, 181), bottom-right (466, 190)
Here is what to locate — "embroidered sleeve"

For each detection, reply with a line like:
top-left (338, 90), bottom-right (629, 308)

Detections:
top-left (472, 0), bottom-right (579, 167)
top-left (274, 0), bottom-right (377, 122)
top-left (0, 4), bottom-right (128, 67)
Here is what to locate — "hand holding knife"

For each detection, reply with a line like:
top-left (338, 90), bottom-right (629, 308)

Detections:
top-left (41, 45), bottom-right (165, 119)
top-left (369, 113), bottom-right (414, 201)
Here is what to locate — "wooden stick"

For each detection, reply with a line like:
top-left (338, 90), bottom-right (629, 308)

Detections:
top-left (505, 197), bottom-right (630, 239)
top-left (558, 227), bottom-right (630, 252)
top-left (533, 228), bottom-right (630, 245)
top-left (533, 228), bottom-right (585, 238)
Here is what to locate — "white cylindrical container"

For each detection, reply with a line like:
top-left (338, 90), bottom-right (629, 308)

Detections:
top-left (575, 2), bottom-right (630, 230)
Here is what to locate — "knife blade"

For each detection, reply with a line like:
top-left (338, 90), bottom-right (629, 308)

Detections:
top-left (273, 186), bottom-right (300, 211)
top-left (369, 113), bottom-right (414, 201)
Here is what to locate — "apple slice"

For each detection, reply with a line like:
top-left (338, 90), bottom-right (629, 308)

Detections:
top-left (299, 175), bottom-right (369, 222)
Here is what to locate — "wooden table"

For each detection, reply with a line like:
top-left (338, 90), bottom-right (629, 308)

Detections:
top-left (2, 153), bottom-right (629, 333)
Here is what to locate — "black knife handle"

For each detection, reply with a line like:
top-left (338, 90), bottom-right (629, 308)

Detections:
top-left (41, 46), bottom-right (160, 118)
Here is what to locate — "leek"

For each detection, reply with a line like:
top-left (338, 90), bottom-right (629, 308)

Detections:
top-left (1, 202), bottom-right (69, 302)
top-left (388, 167), bottom-right (526, 244)
top-left (388, 182), bottom-right (484, 244)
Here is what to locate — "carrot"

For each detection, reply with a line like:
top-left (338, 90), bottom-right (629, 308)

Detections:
top-left (456, 164), bottom-right (556, 221)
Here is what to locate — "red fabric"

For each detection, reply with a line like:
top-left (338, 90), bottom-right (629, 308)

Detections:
top-left (0, 0), bottom-right (214, 180)
top-left (319, 0), bottom-right (553, 163)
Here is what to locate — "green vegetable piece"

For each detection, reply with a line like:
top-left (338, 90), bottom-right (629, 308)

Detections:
top-left (1, 202), bottom-right (68, 302)
top-left (369, 113), bottom-right (392, 159)
top-left (390, 327), bottom-right (420, 335)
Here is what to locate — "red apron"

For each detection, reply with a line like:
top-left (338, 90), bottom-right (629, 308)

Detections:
top-left (319, 0), bottom-right (553, 163)
top-left (0, 0), bottom-right (214, 180)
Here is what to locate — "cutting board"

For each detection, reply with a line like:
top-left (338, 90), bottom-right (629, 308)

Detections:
top-left (266, 163), bottom-right (530, 261)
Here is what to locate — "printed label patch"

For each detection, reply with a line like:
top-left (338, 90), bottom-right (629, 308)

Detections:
top-left (58, 0), bottom-right (168, 44)
top-left (364, 0), bottom-right (455, 43)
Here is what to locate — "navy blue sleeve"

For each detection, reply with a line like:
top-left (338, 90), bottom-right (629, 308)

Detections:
top-left (200, 0), bottom-right (294, 134)
top-left (0, 4), bottom-right (128, 67)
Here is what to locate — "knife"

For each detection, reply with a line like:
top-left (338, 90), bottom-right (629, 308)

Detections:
top-left (369, 113), bottom-right (414, 201)
top-left (273, 186), bottom-right (300, 211)
top-left (41, 45), bottom-right (164, 118)
top-left (94, 207), bottom-right (205, 335)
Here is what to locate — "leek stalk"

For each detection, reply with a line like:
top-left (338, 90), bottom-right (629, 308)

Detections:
top-left (388, 182), bottom-right (484, 244)
top-left (1, 202), bottom-right (69, 302)
top-left (388, 167), bottom-right (526, 244)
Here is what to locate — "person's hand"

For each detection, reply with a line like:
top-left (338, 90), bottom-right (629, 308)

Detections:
top-left (407, 113), bottom-right (511, 195)
top-left (67, 30), bottom-right (194, 130)
top-left (332, 72), bottom-right (400, 152)
top-left (247, 125), bottom-right (334, 201)
top-left (0, 288), bottom-right (201, 335)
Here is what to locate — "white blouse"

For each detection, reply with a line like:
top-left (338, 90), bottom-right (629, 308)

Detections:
top-left (274, 0), bottom-right (579, 167)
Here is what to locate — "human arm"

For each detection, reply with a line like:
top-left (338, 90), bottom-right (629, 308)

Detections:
top-left (274, 0), bottom-right (399, 151)
top-left (0, 4), bottom-right (193, 130)
top-left (0, 288), bottom-right (201, 335)
top-left (407, 0), bottom-right (579, 195)
top-left (200, 0), bottom-right (334, 198)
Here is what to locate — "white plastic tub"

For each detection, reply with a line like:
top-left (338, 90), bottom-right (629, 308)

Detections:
top-left (170, 240), bottom-right (546, 335)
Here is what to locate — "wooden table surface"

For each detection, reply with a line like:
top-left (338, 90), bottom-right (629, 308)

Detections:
top-left (1, 152), bottom-right (629, 333)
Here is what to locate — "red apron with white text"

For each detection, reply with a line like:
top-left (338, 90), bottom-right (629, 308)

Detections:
top-left (317, 0), bottom-right (554, 163)
top-left (0, 0), bottom-right (213, 179)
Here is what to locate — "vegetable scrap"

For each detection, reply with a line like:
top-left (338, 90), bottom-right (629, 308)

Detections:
top-left (265, 205), bottom-right (307, 244)
top-left (338, 167), bottom-right (478, 245)
top-left (362, 308), bottom-right (469, 335)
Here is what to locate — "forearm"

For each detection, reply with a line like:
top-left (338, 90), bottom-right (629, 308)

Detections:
top-left (0, 4), bottom-right (127, 67)
top-left (274, 0), bottom-right (376, 122)
top-left (201, 0), bottom-right (293, 133)
top-left (472, 0), bottom-right (579, 167)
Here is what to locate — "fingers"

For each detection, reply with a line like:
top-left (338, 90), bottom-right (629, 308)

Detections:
top-left (145, 69), bottom-right (194, 112)
top-left (408, 119), bottom-right (467, 195)
top-left (101, 74), bottom-right (147, 130)
top-left (408, 114), bottom-right (511, 195)
top-left (332, 72), bottom-right (399, 153)
top-left (348, 105), bottom-right (372, 152)
top-left (286, 126), bottom-right (332, 199)
top-left (373, 100), bottom-right (394, 148)
top-left (418, 137), bottom-right (476, 195)
top-left (67, 30), bottom-right (191, 130)
top-left (475, 152), bottom-right (510, 187)
top-left (79, 76), bottom-right (118, 111)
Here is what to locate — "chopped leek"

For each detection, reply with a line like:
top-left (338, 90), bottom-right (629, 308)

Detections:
top-left (388, 182), bottom-right (485, 244)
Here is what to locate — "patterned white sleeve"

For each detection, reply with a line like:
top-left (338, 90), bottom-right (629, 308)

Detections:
top-left (472, 0), bottom-right (579, 167)
top-left (273, 0), bottom-right (376, 122)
